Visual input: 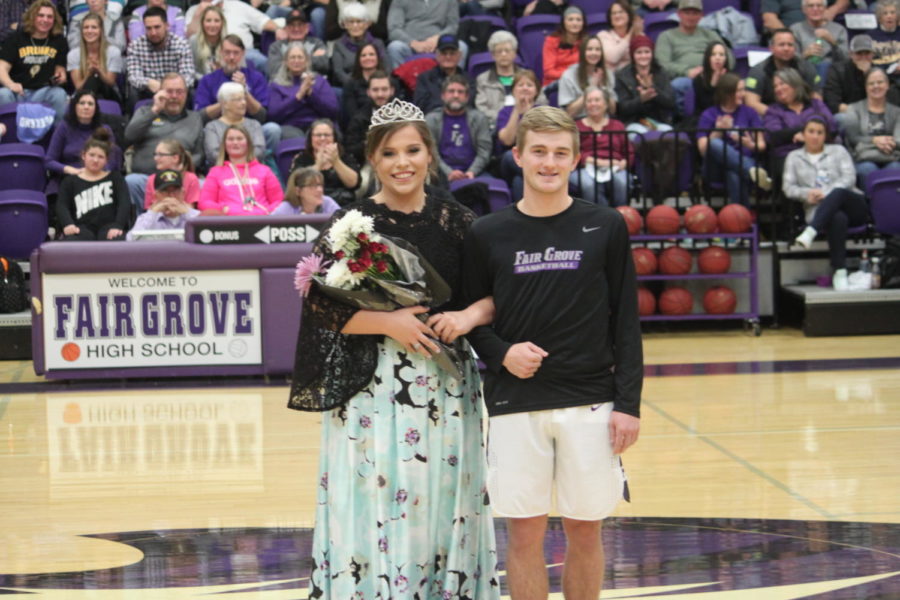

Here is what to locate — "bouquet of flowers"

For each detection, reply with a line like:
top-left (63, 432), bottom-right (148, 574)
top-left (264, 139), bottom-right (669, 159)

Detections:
top-left (295, 209), bottom-right (464, 379)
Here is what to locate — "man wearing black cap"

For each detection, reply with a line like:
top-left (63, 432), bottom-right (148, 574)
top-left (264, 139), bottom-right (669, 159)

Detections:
top-left (414, 34), bottom-right (475, 113)
top-left (127, 169), bottom-right (199, 240)
top-left (824, 35), bottom-right (886, 123)
top-left (266, 9), bottom-right (328, 77)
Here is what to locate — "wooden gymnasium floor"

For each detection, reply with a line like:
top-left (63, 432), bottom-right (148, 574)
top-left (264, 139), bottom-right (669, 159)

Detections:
top-left (1, 327), bottom-right (899, 599)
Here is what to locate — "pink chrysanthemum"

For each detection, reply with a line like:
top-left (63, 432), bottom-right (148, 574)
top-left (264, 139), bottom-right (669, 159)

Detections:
top-left (294, 254), bottom-right (324, 297)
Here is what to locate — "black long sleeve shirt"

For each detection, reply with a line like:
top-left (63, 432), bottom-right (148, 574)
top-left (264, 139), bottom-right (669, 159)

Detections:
top-left (462, 200), bottom-right (644, 418)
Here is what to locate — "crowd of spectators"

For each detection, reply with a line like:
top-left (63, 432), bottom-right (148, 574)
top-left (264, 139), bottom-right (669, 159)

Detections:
top-left (0, 0), bottom-right (897, 275)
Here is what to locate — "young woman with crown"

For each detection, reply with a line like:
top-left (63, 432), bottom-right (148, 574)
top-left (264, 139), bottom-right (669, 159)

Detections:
top-left (289, 98), bottom-right (500, 598)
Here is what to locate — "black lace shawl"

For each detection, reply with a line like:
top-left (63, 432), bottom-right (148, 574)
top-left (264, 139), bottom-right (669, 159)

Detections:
top-left (288, 190), bottom-right (476, 412)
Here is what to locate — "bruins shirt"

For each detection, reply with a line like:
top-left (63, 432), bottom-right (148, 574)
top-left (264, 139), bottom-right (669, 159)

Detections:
top-left (0, 29), bottom-right (68, 89)
top-left (462, 199), bottom-right (643, 418)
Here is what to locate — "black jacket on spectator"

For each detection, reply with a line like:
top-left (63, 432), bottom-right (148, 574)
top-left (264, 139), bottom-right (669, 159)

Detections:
top-left (614, 64), bottom-right (676, 126)
top-left (344, 100), bottom-right (376, 165)
top-left (413, 66), bottom-right (475, 115)
top-left (822, 58), bottom-right (900, 114)
top-left (339, 74), bottom-right (402, 128)
top-left (823, 59), bottom-right (868, 114)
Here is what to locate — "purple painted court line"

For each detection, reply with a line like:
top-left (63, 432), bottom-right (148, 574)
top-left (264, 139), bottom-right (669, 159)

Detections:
top-left (1, 518), bottom-right (898, 598)
top-left (645, 356), bottom-right (900, 377)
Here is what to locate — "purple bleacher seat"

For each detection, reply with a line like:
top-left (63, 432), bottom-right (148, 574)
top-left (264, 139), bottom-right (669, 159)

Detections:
top-left (276, 137), bottom-right (307, 181)
top-left (0, 103), bottom-right (19, 144)
top-left (449, 176), bottom-right (512, 215)
top-left (683, 82), bottom-right (696, 118)
top-left (0, 144), bottom-right (47, 192)
top-left (733, 45), bottom-right (769, 77)
top-left (260, 30), bottom-right (275, 56)
top-left (0, 189), bottom-right (48, 260)
top-left (704, 0), bottom-right (741, 11)
top-left (865, 169), bottom-right (900, 235)
top-left (134, 98), bottom-right (153, 112)
top-left (643, 11), bottom-right (678, 42)
top-left (97, 99), bottom-right (123, 116)
top-left (586, 12), bottom-right (608, 36)
top-left (515, 14), bottom-right (561, 83)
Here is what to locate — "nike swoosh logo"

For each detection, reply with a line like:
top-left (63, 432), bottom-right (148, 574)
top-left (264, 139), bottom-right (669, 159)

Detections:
top-left (583, 226), bottom-right (602, 233)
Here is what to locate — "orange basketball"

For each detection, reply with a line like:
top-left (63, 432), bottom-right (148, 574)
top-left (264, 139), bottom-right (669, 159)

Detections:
top-left (659, 287), bottom-right (694, 315)
top-left (658, 246), bottom-right (693, 275)
top-left (718, 204), bottom-right (753, 233)
top-left (703, 286), bottom-right (737, 314)
top-left (616, 205), bottom-right (643, 236)
top-left (646, 205), bottom-right (681, 235)
top-left (637, 287), bottom-right (656, 316)
top-left (632, 247), bottom-right (658, 275)
top-left (684, 204), bottom-right (718, 234)
top-left (61, 342), bottom-right (80, 362)
top-left (697, 246), bottom-right (731, 274)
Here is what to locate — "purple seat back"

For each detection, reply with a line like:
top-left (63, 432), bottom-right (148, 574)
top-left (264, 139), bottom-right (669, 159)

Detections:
top-left (448, 176), bottom-right (511, 215)
top-left (276, 137), bottom-right (307, 181)
top-left (586, 12), bottom-right (609, 36)
top-left (866, 170), bottom-right (900, 235)
top-left (98, 99), bottom-right (123, 116)
top-left (643, 11), bottom-right (678, 42)
top-left (515, 15), bottom-right (561, 82)
top-left (0, 190), bottom-right (48, 260)
top-left (0, 144), bottom-right (47, 192)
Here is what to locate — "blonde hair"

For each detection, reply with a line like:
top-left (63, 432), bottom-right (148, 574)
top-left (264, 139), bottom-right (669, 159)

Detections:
top-left (157, 138), bottom-right (195, 173)
top-left (195, 4), bottom-right (227, 73)
top-left (515, 106), bottom-right (580, 154)
top-left (78, 14), bottom-right (109, 83)
top-left (216, 124), bottom-right (256, 166)
top-left (285, 167), bottom-right (324, 208)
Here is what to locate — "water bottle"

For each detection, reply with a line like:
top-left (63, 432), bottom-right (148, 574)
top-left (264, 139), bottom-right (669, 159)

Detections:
top-left (871, 256), bottom-right (882, 289)
top-left (809, 39), bottom-right (824, 64)
top-left (859, 249), bottom-right (870, 273)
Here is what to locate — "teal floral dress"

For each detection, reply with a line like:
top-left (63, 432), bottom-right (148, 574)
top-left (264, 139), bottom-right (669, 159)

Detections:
top-left (289, 194), bottom-right (499, 599)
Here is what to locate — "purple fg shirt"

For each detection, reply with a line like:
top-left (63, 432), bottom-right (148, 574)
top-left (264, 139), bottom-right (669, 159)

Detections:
top-left (440, 113), bottom-right (476, 172)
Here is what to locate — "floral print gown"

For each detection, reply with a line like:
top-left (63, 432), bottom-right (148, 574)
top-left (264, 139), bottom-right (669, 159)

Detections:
top-left (298, 196), bottom-right (500, 599)
top-left (309, 338), bottom-right (498, 599)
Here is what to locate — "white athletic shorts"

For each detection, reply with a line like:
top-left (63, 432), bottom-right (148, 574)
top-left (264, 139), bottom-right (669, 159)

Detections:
top-left (487, 402), bottom-right (626, 521)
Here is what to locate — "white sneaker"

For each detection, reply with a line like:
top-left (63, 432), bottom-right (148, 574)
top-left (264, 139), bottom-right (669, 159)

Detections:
top-left (794, 226), bottom-right (817, 249)
top-left (832, 268), bottom-right (849, 291)
top-left (749, 166), bottom-right (773, 191)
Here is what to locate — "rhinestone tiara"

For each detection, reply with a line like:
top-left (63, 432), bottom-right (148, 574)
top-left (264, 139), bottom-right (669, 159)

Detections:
top-left (369, 98), bottom-right (426, 130)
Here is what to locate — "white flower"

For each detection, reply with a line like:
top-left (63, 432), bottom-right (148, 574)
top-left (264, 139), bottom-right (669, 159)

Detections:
top-left (324, 260), bottom-right (355, 289)
top-left (328, 209), bottom-right (374, 252)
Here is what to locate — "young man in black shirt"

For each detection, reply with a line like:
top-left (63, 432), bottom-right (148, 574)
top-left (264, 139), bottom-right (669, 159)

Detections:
top-left (0, 0), bottom-right (68, 121)
top-left (463, 106), bottom-right (643, 599)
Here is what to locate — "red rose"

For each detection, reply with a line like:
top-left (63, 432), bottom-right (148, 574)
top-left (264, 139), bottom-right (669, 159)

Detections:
top-left (358, 257), bottom-right (373, 269)
top-left (376, 260), bottom-right (388, 273)
top-left (334, 250), bottom-right (345, 259)
top-left (360, 248), bottom-right (371, 261)
top-left (357, 233), bottom-right (369, 242)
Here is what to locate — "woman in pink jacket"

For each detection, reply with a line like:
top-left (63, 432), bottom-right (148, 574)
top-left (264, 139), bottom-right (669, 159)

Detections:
top-left (198, 124), bottom-right (283, 215)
